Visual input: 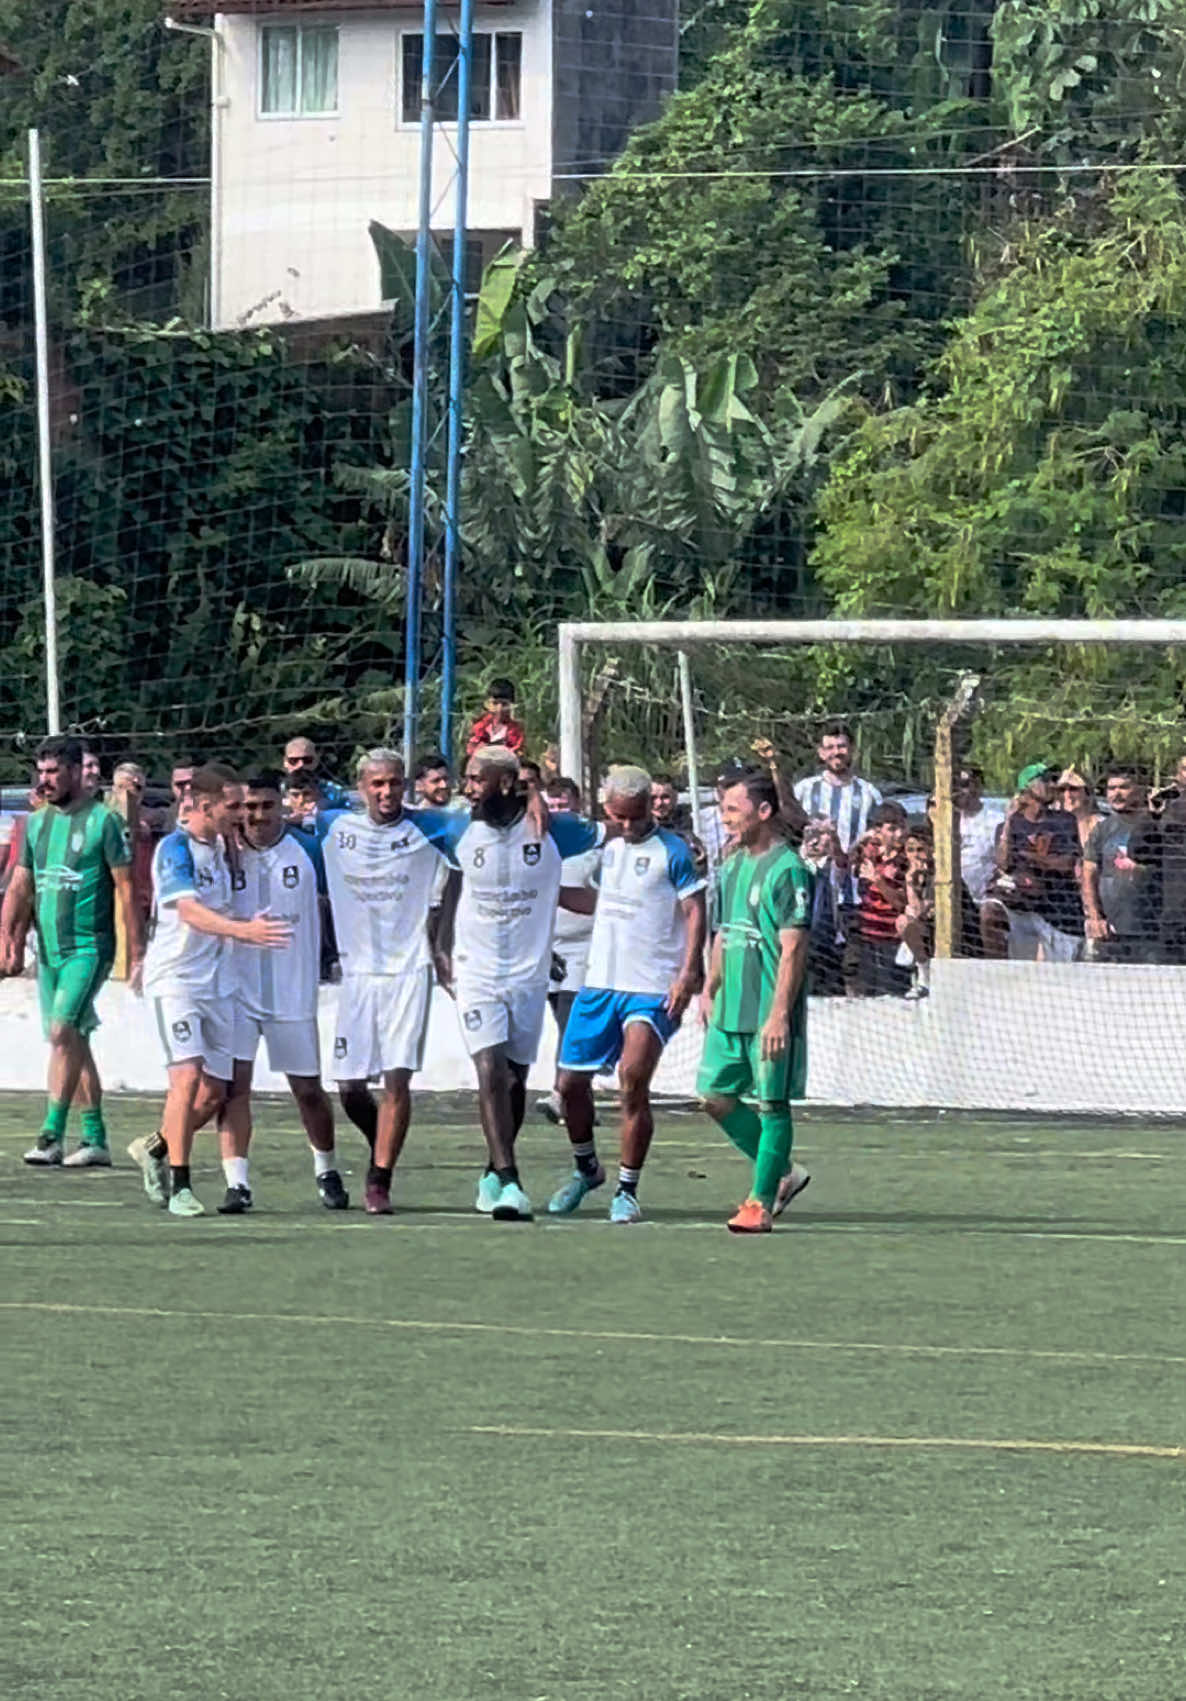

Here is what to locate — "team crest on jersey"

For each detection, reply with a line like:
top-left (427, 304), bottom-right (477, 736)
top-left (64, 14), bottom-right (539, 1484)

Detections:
top-left (231, 869), bottom-right (246, 891)
top-left (171, 1019), bottom-right (192, 1043)
top-left (334, 1037), bottom-right (347, 1059)
top-left (634, 856), bottom-right (651, 875)
top-left (71, 831), bottom-right (84, 854)
top-left (195, 866), bottom-right (214, 889)
top-left (282, 865), bottom-right (299, 887)
top-left (522, 842), bottom-right (541, 865)
top-left (464, 1009), bottom-right (483, 1031)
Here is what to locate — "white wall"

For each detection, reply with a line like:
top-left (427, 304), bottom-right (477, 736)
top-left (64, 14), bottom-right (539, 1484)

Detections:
top-left (3, 962), bottom-right (1183, 1113)
top-left (214, 4), bottom-right (551, 327)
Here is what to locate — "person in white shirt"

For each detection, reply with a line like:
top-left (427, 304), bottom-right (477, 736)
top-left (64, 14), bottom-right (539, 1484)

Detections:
top-left (141, 766), bottom-right (291, 1218)
top-left (213, 769), bottom-right (345, 1214)
top-left (954, 763), bottom-right (1007, 956)
top-left (535, 776), bottom-right (601, 1124)
top-left (547, 765), bottom-right (707, 1224)
top-left (419, 747), bottom-right (600, 1223)
top-left (321, 749), bottom-right (451, 1216)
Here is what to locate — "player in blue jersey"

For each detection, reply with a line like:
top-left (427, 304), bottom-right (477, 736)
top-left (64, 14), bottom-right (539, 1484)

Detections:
top-left (216, 770), bottom-right (344, 1213)
top-left (547, 765), bottom-right (707, 1223)
top-left (414, 747), bottom-right (600, 1222)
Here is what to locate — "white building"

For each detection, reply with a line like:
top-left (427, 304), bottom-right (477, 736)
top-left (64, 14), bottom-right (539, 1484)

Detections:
top-left (167, 1), bottom-right (680, 328)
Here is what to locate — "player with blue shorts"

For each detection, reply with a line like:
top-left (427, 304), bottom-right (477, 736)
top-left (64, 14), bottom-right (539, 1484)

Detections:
top-left (549, 765), bottom-right (707, 1223)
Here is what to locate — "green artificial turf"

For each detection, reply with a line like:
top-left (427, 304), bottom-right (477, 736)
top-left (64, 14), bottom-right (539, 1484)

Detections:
top-left (3, 1093), bottom-right (1184, 1700)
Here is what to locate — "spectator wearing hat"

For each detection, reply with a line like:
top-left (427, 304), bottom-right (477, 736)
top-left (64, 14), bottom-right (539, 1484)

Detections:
top-left (1055, 767), bottom-right (1104, 852)
top-left (992, 762), bottom-right (1083, 960)
top-left (1082, 762), bottom-right (1164, 964)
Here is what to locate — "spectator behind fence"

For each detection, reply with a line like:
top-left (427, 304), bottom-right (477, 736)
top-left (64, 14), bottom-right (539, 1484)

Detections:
top-left (1056, 766), bottom-right (1104, 851)
top-left (854, 800), bottom-right (910, 996)
top-left (651, 773), bottom-right (708, 877)
top-left (413, 753), bottom-right (457, 809)
top-left (954, 764), bottom-right (1006, 957)
top-left (991, 763), bottom-right (1083, 961)
top-left (800, 817), bottom-right (845, 995)
top-left (793, 720), bottom-right (882, 994)
top-left (1154, 753), bottom-right (1186, 963)
top-left (896, 818), bottom-right (935, 996)
top-left (1082, 763), bottom-right (1164, 963)
top-left (465, 677), bottom-right (525, 759)
top-left (283, 735), bottom-right (347, 811)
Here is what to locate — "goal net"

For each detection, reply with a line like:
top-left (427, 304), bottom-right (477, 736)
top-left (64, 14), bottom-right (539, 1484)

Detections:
top-left (559, 620), bottom-right (1186, 1118)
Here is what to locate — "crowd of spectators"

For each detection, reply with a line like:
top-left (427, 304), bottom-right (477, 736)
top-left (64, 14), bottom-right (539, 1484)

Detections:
top-left (1, 692), bottom-right (1183, 1004)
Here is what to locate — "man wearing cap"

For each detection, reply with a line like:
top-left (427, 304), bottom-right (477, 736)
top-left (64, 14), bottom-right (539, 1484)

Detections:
top-left (993, 762), bottom-right (1083, 960)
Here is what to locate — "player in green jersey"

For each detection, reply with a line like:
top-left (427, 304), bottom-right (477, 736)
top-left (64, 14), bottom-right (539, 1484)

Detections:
top-left (0, 736), bottom-right (142, 1165)
top-left (698, 770), bottom-right (813, 1233)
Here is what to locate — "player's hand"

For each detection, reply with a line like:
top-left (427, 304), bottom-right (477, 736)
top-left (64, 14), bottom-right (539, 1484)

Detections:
top-left (434, 951), bottom-right (455, 995)
top-left (1086, 916), bottom-right (1111, 940)
top-left (760, 1012), bottom-right (790, 1062)
top-left (0, 935), bottom-right (23, 977)
top-left (665, 972), bottom-right (699, 1019)
top-left (240, 912), bottom-right (293, 948)
top-left (697, 986), bottom-right (716, 1026)
top-left (750, 736), bottom-right (776, 766)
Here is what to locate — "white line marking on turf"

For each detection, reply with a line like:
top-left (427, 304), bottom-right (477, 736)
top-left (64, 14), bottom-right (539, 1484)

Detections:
top-left (2, 1197), bottom-right (128, 1208)
top-left (2, 1300), bottom-right (1184, 1369)
top-left (466, 1424), bottom-right (1186, 1460)
top-left (0, 1218), bottom-right (42, 1226)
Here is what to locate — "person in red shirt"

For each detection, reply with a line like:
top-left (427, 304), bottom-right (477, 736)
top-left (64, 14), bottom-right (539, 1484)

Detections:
top-left (465, 678), bottom-right (526, 759)
top-left (854, 800), bottom-right (910, 995)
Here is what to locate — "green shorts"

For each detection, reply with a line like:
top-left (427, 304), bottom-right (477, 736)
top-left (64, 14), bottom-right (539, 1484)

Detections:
top-left (697, 1021), bottom-right (807, 1106)
top-left (37, 952), bottom-right (112, 1040)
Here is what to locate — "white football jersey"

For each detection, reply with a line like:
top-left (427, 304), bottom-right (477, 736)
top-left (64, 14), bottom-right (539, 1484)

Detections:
top-left (231, 827), bottom-right (323, 1022)
top-left (585, 827), bottom-right (705, 996)
top-left (143, 830), bottom-right (235, 996)
top-left (411, 807), bottom-right (601, 991)
top-left (322, 810), bottom-right (449, 977)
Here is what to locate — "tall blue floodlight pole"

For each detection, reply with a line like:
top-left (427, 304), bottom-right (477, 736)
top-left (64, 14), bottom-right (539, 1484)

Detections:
top-left (403, 0), bottom-right (439, 769)
top-left (440, 0), bottom-right (474, 759)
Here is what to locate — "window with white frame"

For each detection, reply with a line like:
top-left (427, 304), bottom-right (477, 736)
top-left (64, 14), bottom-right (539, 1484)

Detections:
top-left (400, 31), bottom-right (522, 125)
top-left (260, 25), bottom-right (339, 116)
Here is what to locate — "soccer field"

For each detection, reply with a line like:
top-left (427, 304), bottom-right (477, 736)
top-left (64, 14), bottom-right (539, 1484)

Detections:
top-left (4, 1094), bottom-right (1184, 1701)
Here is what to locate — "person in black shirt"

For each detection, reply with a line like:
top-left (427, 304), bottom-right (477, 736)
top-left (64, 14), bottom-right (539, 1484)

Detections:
top-left (993, 762), bottom-right (1083, 960)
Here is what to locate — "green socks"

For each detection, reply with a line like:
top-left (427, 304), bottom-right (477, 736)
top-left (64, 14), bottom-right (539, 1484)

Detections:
top-left (80, 1107), bottom-right (107, 1150)
top-left (752, 1109), bottom-right (794, 1209)
top-left (41, 1100), bottom-right (69, 1141)
top-left (719, 1103), bottom-right (761, 1160)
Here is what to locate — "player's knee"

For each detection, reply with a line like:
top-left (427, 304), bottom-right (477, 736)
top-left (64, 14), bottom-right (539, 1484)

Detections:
top-left (557, 1069), bottom-right (588, 1103)
top-left (47, 1021), bottom-right (75, 1049)
top-left (291, 1078), bottom-right (325, 1112)
top-left (701, 1094), bottom-right (733, 1123)
top-left (618, 1062), bottom-right (652, 1105)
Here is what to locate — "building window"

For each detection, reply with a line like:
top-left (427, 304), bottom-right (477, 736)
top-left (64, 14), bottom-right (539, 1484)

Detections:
top-left (260, 25), bottom-right (338, 116)
top-left (400, 32), bottom-right (522, 125)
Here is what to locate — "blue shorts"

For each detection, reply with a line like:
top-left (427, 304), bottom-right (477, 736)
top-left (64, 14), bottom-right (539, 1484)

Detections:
top-left (557, 987), bottom-right (680, 1073)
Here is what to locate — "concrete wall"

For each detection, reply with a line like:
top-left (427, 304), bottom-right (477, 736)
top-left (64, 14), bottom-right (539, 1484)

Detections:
top-left (214, 4), bottom-right (552, 326)
top-left (3, 961), bottom-right (1183, 1112)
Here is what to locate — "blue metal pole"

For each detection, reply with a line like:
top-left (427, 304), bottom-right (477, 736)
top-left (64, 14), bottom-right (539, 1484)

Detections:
top-left (403, 0), bottom-right (438, 770)
top-left (441, 0), bottom-right (474, 761)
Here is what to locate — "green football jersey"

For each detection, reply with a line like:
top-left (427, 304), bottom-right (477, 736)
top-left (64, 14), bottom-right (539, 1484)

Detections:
top-left (19, 800), bottom-right (131, 965)
top-left (712, 842), bottom-right (813, 1034)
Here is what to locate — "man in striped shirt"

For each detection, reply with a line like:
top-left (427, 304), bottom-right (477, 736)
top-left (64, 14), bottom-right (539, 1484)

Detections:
top-left (792, 721), bottom-right (881, 993)
top-left (0, 736), bottom-right (141, 1166)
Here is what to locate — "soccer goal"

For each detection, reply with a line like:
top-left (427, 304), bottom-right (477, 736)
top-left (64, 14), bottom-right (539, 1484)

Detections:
top-left (557, 618), bottom-right (1186, 1117)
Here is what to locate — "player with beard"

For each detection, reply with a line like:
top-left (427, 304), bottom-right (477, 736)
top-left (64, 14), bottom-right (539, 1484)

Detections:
top-left (140, 766), bottom-right (292, 1217)
top-left (217, 769), bottom-right (345, 1213)
top-left (1, 736), bottom-right (141, 1166)
top-left (419, 748), bottom-right (599, 1221)
top-left (321, 749), bottom-right (452, 1215)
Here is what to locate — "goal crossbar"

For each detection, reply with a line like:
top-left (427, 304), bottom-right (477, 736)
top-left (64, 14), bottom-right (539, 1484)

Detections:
top-left (557, 618), bottom-right (1186, 781)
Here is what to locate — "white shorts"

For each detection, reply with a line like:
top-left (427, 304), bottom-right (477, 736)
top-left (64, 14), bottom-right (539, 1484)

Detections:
top-left (1004, 909), bottom-right (1083, 963)
top-left (233, 1008), bottom-right (321, 1078)
top-left (455, 979), bottom-right (549, 1066)
top-left (151, 992), bottom-right (234, 1082)
top-left (333, 968), bottom-right (432, 1080)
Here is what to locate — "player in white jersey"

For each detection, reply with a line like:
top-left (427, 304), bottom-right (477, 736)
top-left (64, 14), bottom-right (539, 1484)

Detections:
top-left (418, 747), bottom-right (600, 1222)
top-left (211, 769), bottom-right (346, 1214)
top-left (141, 766), bottom-right (292, 1218)
top-left (549, 765), bottom-right (706, 1224)
top-left (321, 749), bottom-right (451, 1216)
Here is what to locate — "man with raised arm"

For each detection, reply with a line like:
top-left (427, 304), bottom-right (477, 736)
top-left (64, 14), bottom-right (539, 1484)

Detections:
top-left (1, 735), bottom-right (141, 1167)
top-left (321, 749), bottom-right (452, 1216)
top-left (699, 770), bottom-right (813, 1233)
top-left (141, 765), bottom-right (292, 1218)
top-left (419, 747), bottom-right (600, 1222)
top-left (549, 765), bottom-right (707, 1224)
top-left (216, 769), bottom-right (345, 1214)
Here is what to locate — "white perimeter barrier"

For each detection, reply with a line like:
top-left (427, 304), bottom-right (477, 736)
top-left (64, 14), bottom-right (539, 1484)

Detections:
top-left (1, 961), bottom-right (1183, 1113)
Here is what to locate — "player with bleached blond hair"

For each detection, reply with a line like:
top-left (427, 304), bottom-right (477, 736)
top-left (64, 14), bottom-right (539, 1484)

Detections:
top-left (548, 764), bottom-right (706, 1224)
